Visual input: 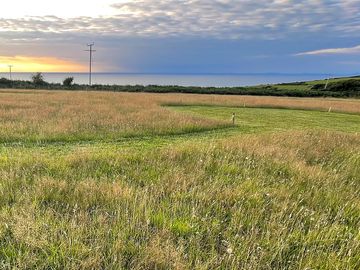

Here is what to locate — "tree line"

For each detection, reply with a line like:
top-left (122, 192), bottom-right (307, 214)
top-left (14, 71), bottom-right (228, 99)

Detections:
top-left (0, 73), bottom-right (359, 98)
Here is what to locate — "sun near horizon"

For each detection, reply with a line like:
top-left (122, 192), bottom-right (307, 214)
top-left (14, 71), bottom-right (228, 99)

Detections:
top-left (0, 55), bottom-right (87, 73)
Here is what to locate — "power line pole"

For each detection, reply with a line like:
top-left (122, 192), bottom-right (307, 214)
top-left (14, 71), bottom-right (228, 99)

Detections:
top-left (8, 65), bottom-right (13, 80)
top-left (85, 43), bottom-right (96, 85)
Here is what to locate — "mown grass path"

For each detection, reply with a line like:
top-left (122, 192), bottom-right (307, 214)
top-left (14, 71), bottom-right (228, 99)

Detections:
top-left (169, 105), bottom-right (360, 134)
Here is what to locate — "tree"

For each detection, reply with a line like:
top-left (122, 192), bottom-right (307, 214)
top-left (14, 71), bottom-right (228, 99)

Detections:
top-left (63, 77), bottom-right (74, 87)
top-left (31, 72), bottom-right (45, 85)
top-left (0, 77), bottom-right (11, 84)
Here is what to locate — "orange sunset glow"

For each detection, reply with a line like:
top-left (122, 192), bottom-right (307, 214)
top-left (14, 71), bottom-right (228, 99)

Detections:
top-left (0, 55), bottom-right (87, 72)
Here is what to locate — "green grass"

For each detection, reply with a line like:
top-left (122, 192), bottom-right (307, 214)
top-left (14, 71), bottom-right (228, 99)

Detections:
top-left (273, 76), bottom-right (360, 93)
top-left (0, 104), bottom-right (360, 269)
top-left (170, 105), bottom-right (360, 133)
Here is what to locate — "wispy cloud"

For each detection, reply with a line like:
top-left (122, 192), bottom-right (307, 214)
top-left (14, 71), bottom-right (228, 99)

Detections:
top-left (0, 0), bottom-right (360, 39)
top-left (1, 1), bottom-right (360, 73)
top-left (296, 45), bottom-right (360, 56)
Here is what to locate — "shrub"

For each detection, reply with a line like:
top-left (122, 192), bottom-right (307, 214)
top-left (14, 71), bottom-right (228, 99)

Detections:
top-left (63, 77), bottom-right (74, 87)
top-left (0, 77), bottom-right (11, 85)
top-left (31, 73), bottom-right (46, 85)
top-left (311, 84), bottom-right (325, 90)
top-left (327, 79), bottom-right (360, 92)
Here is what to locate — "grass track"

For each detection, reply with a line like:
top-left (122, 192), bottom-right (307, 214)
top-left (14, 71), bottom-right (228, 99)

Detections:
top-left (169, 105), bottom-right (360, 134)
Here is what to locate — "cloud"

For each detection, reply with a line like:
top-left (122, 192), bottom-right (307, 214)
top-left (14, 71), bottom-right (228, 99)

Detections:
top-left (1, 1), bottom-right (360, 74)
top-left (0, 0), bottom-right (359, 39)
top-left (296, 45), bottom-right (360, 56)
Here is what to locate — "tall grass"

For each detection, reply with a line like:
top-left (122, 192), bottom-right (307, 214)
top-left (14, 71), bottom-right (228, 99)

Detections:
top-left (0, 91), bottom-right (226, 142)
top-left (0, 131), bottom-right (359, 269)
top-left (0, 90), bottom-right (359, 269)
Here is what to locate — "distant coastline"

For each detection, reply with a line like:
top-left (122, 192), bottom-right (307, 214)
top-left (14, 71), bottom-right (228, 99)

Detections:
top-left (0, 75), bottom-right (359, 98)
top-left (0, 72), bottom-right (352, 87)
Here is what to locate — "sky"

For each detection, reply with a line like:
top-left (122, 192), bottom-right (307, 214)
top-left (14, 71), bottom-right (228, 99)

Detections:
top-left (0, 0), bottom-right (360, 74)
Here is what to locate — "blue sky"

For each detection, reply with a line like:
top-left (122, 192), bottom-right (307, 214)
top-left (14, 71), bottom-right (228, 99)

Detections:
top-left (0, 0), bottom-right (360, 74)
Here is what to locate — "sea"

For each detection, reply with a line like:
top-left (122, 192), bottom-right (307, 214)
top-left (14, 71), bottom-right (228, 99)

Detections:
top-left (0, 72), bottom-right (340, 87)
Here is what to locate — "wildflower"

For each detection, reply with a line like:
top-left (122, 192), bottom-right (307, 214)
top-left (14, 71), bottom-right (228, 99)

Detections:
top-left (226, 247), bottom-right (233, 255)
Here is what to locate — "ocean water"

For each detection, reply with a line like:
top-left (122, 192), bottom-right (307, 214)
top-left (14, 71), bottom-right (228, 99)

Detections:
top-left (0, 72), bottom-right (331, 87)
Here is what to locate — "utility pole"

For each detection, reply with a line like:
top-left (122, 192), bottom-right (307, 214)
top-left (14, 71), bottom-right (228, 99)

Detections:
top-left (8, 65), bottom-right (13, 80)
top-left (85, 43), bottom-right (96, 85)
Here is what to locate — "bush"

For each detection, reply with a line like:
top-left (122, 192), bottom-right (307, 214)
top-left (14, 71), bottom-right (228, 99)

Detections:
top-left (0, 77), bottom-right (11, 85)
top-left (31, 73), bottom-right (46, 85)
top-left (327, 79), bottom-right (360, 92)
top-left (63, 77), bottom-right (74, 87)
top-left (311, 84), bottom-right (325, 90)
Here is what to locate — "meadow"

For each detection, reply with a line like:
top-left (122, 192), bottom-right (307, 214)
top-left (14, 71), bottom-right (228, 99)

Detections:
top-left (0, 90), bottom-right (359, 269)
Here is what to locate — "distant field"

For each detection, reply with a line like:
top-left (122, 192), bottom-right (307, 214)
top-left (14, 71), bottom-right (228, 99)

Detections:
top-left (0, 90), bottom-right (359, 269)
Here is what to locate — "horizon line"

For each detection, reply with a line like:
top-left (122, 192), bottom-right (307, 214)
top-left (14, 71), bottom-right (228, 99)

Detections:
top-left (0, 72), bottom-right (358, 76)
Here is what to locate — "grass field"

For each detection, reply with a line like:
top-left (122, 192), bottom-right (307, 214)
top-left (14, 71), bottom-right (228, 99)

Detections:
top-left (0, 90), bottom-right (359, 269)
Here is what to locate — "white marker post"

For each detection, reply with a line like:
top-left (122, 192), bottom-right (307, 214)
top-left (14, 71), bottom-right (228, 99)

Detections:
top-left (232, 113), bottom-right (236, 125)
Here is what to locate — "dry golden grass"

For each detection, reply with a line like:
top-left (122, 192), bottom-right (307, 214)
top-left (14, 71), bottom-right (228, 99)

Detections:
top-left (0, 91), bottom-right (223, 141)
top-left (156, 93), bottom-right (360, 114)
